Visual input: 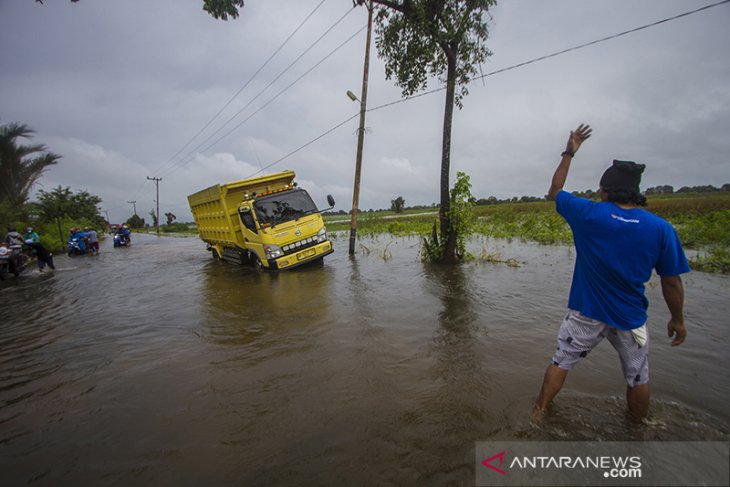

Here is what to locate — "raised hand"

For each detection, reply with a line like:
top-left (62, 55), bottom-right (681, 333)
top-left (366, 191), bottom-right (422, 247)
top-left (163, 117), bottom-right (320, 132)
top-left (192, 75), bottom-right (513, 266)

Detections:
top-left (565, 123), bottom-right (592, 155)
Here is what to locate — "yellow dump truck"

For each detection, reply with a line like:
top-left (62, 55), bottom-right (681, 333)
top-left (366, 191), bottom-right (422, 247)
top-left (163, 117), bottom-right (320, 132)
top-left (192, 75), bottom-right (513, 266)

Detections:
top-left (187, 171), bottom-right (335, 271)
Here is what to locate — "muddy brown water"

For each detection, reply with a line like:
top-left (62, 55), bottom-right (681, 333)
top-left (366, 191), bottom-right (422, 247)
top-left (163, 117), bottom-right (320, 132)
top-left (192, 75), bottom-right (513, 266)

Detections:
top-left (1, 233), bottom-right (728, 485)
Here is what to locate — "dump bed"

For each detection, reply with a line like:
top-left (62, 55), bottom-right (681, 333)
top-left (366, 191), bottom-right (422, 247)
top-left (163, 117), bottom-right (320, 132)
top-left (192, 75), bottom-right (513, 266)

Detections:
top-left (187, 171), bottom-right (296, 248)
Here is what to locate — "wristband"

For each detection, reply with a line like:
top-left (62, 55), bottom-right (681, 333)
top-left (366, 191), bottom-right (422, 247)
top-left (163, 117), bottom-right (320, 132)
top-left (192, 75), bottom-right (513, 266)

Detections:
top-left (561, 150), bottom-right (575, 158)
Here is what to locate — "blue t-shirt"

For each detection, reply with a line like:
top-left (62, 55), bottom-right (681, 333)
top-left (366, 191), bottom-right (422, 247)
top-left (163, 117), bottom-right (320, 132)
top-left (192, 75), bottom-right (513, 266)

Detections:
top-left (556, 191), bottom-right (690, 330)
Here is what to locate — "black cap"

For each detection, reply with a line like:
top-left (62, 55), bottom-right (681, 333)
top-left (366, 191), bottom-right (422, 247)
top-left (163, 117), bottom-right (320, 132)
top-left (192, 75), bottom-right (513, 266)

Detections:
top-left (600, 160), bottom-right (645, 191)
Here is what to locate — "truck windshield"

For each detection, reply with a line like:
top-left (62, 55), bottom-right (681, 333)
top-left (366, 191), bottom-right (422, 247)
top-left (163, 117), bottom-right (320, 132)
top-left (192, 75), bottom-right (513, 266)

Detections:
top-left (254, 189), bottom-right (318, 227)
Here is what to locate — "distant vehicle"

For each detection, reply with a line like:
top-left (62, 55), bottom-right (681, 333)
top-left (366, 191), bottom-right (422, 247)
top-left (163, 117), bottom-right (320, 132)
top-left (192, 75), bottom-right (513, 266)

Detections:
top-left (0, 242), bottom-right (25, 279)
top-left (67, 234), bottom-right (89, 256)
top-left (113, 233), bottom-right (131, 247)
top-left (187, 170), bottom-right (335, 271)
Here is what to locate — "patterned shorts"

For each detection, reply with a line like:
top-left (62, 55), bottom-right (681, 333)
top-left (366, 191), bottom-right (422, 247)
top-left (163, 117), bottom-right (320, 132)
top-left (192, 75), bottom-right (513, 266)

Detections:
top-left (551, 309), bottom-right (649, 387)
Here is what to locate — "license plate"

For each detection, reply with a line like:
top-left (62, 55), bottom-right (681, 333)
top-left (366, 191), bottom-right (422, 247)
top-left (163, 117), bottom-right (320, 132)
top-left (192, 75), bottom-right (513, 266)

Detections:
top-left (297, 248), bottom-right (316, 261)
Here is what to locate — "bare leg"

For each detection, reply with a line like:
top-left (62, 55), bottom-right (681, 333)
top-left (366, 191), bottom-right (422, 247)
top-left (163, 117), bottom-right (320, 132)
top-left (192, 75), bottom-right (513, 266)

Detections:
top-left (531, 364), bottom-right (568, 422)
top-left (626, 383), bottom-right (649, 421)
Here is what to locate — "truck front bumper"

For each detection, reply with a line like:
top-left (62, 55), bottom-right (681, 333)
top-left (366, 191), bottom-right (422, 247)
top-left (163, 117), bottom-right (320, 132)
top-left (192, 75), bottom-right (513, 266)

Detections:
top-left (267, 241), bottom-right (334, 270)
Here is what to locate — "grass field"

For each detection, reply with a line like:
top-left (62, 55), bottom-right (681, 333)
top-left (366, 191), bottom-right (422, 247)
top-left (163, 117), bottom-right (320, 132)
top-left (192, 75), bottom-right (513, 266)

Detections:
top-left (324, 192), bottom-right (730, 273)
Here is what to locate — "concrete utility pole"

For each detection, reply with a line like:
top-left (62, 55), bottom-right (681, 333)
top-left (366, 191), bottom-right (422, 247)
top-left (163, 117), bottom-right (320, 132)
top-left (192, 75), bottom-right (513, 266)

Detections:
top-left (127, 200), bottom-right (137, 216)
top-left (146, 177), bottom-right (162, 235)
top-left (349, 0), bottom-right (373, 256)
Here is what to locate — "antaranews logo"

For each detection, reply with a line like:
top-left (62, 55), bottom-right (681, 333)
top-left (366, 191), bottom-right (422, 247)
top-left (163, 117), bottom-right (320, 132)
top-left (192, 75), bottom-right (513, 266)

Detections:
top-left (481, 451), bottom-right (507, 475)
top-left (480, 450), bottom-right (642, 479)
top-left (476, 441), bottom-right (729, 486)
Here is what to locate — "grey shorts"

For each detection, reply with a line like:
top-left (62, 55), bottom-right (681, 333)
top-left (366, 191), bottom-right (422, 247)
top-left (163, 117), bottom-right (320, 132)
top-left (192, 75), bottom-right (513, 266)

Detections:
top-left (551, 309), bottom-right (649, 387)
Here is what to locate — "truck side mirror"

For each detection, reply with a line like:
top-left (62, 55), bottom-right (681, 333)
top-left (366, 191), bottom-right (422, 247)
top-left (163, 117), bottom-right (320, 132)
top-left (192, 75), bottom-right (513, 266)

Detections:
top-left (327, 195), bottom-right (335, 208)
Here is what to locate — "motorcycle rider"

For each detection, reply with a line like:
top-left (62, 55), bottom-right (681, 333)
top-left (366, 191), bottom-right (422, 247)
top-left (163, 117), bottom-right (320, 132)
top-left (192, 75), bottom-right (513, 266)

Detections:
top-left (68, 227), bottom-right (89, 255)
top-left (23, 227), bottom-right (55, 272)
top-left (24, 227), bottom-right (40, 243)
top-left (4, 226), bottom-right (25, 273)
top-left (115, 224), bottom-right (131, 245)
top-left (5, 226), bottom-right (23, 246)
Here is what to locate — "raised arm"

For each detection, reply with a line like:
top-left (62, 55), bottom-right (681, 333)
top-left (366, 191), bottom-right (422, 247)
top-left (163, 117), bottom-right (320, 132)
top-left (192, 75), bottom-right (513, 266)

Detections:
top-left (547, 123), bottom-right (592, 200)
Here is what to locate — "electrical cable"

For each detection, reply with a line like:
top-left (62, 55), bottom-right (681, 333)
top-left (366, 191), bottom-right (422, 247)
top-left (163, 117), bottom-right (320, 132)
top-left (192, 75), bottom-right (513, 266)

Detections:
top-left (157, 5), bottom-right (357, 178)
top-left (242, 0), bottom-right (730, 177)
top-left (150, 0), bottom-right (329, 178)
top-left (158, 23), bottom-right (367, 178)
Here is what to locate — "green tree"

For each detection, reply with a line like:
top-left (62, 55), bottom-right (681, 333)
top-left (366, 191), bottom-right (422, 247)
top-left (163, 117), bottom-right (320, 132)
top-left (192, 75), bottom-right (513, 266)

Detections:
top-left (367, 0), bottom-right (495, 263)
top-left (423, 171), bottom-right (475, 262)
top-left (0, 122), bottom-right (60, 208)
top-left (126, 214), bottom-right (145, 229)
top-left (34, 186), bottom-right (105, 244)
top-left (202, 0), bottom-right (496, 263)
top-left (149, 209), bottom-right (158, 228)
top-left (202, 0), bottom-right (244, 19)
top-left (35, 186), bottom-right (73, 245)
top-left (390, 196), bottom-right (405, 213)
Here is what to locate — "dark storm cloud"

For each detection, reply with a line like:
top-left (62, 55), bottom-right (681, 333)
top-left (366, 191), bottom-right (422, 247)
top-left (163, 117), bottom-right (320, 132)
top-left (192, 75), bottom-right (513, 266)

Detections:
top-left (1, 0), bottom-right (728, 223)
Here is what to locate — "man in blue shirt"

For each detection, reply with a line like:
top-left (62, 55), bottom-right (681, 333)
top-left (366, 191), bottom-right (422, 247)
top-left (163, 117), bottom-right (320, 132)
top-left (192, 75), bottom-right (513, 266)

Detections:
top-left (531, 123), bottom-right (690, 422)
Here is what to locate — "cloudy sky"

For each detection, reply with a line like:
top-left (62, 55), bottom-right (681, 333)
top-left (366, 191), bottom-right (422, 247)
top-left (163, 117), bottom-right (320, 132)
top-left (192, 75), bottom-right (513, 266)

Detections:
top-left (1, 0), bottom-right (728, 224)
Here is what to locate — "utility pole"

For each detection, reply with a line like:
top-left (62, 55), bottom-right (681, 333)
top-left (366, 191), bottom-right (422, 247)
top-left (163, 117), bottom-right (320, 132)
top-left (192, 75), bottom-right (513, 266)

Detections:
top-left (349, 0), bottom-right (373, 256)
top-left (127, 200), bottom-right (137, 216)
top-left (146, 177), bottom-right (162, 235)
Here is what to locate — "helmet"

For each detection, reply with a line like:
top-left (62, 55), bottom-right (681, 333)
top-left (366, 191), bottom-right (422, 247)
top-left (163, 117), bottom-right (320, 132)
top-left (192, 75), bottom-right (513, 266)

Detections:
top-left (26, 227), bottom-right (33, 232)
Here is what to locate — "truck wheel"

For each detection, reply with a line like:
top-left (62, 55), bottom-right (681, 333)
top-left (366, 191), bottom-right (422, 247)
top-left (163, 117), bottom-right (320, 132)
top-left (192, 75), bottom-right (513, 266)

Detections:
top-left (211, 249), bottom-right (220, 260)
top-left (251, 253), bottom-right (264, 272)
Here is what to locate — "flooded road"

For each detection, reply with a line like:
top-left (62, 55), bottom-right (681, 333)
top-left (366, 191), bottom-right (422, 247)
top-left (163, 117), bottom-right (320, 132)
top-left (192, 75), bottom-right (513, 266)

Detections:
top-left (1, 233), bottom-right (728, 485)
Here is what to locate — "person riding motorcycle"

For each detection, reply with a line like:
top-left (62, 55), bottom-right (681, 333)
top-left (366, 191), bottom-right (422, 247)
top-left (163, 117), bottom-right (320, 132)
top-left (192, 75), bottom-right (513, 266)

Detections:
top-left (114, 225), bottom-right (131, 245)
top-left (4, 226), bottom-right (26, 274)
top-left (24, 227), bottom-right (40, 243)
top-left (67, 227), bottom-right (89, 255)
top-left (23, 227), bottom-right (55, 271)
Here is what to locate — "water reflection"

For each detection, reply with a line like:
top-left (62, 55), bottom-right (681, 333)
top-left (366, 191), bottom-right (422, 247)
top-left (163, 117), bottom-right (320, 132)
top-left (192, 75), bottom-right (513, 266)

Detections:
top-left (199, 259), bottom-right (335, 349)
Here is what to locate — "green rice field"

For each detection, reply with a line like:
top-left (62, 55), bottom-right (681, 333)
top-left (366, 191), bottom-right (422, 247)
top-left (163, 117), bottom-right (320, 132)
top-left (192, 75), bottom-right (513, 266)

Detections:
top-left (325, 192), bottom-right (730, 273)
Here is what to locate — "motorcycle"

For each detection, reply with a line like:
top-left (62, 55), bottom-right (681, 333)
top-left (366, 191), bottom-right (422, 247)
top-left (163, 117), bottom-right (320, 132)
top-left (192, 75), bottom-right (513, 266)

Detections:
top-left (0, 242), bottom-right (26, 280)
top-left (113, 233), bottom-right (131, 247)
top-left (67, 235), bottom-right (89, 256)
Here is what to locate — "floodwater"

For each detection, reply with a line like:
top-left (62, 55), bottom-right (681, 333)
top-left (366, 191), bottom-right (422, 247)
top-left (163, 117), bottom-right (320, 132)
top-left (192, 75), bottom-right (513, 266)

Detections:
top-left (1, 233), bottom-right (728, 485)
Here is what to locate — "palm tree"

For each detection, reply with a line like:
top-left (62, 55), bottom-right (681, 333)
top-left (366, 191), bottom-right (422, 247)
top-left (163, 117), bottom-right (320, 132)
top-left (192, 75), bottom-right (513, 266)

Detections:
top-left (0, 122), bottom-right (61, 207)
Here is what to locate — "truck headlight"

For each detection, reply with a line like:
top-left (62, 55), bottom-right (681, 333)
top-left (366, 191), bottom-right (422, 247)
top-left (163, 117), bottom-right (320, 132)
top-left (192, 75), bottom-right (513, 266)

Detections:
top-left (316, 226), bottom-right (327, 243)
top-left (264, 244), bottom-right (284, 259)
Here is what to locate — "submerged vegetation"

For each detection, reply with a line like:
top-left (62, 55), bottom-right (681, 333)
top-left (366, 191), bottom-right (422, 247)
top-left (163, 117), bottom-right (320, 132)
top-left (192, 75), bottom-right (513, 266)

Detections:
top-left (325, 192), bottom-right (730, 273)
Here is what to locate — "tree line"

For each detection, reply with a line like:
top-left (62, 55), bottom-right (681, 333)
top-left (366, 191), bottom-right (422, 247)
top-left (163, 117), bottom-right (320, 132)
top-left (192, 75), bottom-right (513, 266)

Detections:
top-left (324, 182), bottom-right (730, 216)
top-left (1, 122), bottom-right (110, 251)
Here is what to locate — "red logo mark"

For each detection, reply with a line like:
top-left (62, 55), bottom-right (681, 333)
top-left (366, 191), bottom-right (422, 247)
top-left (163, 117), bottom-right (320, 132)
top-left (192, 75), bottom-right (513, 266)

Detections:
top-left (482, 451), bottom-right (507, 475)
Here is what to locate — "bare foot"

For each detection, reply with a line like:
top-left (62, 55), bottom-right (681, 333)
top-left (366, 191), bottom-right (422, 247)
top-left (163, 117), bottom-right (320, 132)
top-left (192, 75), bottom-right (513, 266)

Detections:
top-left (530, 405), bottom-right (547, 424)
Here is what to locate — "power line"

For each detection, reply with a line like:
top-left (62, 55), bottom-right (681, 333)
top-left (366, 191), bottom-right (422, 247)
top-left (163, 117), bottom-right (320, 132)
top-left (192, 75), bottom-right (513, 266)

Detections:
top-left (151, 0), bottom-right (330, 178)
top-left (242, 0), bottom-right (730, 177)
top-left (104, 5), bottom-right (364, 218)
top-left (158, 23), bottom-right (367, 178)
top-left (156, 5), bottom-right (358, 179)
top-left (248, 113), bottom-right (360, 178)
